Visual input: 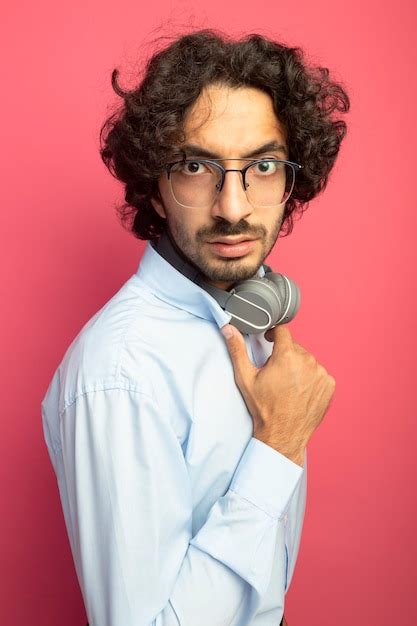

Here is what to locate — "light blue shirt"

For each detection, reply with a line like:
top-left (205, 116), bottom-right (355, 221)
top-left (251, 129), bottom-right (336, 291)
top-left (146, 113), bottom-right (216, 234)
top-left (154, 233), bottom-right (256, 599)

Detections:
top-left (41, 240), bottom-right (307, 626)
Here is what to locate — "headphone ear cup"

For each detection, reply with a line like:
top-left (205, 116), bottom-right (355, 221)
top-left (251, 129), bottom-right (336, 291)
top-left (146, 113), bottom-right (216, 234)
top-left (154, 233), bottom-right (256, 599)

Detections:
top-left (229, 278), bottom-right (282, 333)
top-left (264, 272), bottom-right (301, 323)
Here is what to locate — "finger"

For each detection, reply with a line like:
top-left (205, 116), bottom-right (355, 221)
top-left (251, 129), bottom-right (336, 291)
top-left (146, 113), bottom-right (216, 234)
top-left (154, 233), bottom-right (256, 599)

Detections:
top-left (292, 341), bottom-right (309, 355)
top-left (220, 324), bottom-right (256, 387)
top-left (264, 325), bottom-right (295, 360)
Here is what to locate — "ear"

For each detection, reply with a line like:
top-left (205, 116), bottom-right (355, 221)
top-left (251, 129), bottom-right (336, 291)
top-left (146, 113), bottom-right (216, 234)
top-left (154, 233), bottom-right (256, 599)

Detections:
top-left (151, 198), bottom-right (166, 219)
top-left (150, 187), bottom-right (167, 219)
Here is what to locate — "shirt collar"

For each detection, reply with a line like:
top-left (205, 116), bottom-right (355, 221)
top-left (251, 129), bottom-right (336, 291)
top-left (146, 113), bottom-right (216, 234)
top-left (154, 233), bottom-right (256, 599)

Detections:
top-left (135, 240), bottom-right (265, 329)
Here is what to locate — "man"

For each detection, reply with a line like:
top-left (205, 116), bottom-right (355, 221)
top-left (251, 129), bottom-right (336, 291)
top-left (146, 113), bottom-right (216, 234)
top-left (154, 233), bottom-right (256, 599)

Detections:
top-left (41, 29), bottom-right (349, 625)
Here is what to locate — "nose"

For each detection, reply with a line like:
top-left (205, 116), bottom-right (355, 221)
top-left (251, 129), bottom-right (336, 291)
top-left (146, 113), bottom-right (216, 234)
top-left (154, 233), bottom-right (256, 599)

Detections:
top-left (210, 169), bottom-right (254, 224)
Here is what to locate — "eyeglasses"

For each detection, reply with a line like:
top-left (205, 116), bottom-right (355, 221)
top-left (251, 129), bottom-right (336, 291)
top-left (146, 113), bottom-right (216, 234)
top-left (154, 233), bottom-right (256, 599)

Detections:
top-left (164, 158), bottom-right (303, 209)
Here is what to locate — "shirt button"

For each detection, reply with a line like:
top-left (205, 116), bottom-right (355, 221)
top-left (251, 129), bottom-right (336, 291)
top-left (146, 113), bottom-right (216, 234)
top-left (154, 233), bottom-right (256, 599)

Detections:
top-left (283, 514), bottom-right (288, 525)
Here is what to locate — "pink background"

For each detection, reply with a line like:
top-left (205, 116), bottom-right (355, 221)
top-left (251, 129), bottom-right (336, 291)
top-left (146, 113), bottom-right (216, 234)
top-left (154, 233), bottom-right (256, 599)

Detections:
top-left (1, 1), bottom-right (416, 624)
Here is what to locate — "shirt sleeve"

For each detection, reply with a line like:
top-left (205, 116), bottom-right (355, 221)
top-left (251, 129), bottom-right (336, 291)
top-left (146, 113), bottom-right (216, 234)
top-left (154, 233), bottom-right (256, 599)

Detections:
top-left (54, 387), bottom-right (304, 626)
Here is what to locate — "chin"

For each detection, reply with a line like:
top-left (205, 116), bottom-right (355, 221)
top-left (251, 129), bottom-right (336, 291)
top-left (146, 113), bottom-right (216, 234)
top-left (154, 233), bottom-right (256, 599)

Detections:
top-left (202, 255), bottom-right (262, 283)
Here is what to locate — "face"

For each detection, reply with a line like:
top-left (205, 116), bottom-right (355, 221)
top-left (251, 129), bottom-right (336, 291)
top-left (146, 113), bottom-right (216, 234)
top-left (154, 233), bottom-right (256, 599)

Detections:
top-left (151, 83), bottom-right (289, 289)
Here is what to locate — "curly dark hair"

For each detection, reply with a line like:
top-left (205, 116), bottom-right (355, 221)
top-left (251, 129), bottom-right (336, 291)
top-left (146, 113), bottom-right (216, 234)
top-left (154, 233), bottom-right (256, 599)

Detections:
top-left (99, 28), bottom-right (350, 240)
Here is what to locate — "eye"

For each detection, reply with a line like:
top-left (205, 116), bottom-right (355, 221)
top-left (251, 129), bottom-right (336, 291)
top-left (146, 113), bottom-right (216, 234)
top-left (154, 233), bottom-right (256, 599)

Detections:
top-left (252, 160), bottom-right (280, 175)
top-left (182, 160), bottom-right (208, 175)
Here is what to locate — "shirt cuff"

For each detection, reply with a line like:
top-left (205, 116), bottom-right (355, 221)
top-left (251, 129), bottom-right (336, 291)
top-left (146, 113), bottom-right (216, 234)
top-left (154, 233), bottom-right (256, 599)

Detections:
top-left (229, 437), bottom-right (304, 520)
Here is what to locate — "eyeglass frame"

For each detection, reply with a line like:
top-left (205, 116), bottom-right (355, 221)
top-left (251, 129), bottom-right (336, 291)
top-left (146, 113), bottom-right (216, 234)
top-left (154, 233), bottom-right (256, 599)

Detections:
top-left (163, 158), bottom-right (303, 208)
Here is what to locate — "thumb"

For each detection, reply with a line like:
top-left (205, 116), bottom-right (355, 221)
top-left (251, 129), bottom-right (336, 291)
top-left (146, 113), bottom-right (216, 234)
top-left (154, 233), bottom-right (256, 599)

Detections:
top-left (220, 324), bottom-right (256, 386)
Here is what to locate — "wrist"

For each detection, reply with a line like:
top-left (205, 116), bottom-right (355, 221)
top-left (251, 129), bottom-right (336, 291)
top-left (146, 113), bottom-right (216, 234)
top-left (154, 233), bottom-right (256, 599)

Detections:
top-left (253, 433), bottom-right (305, 467)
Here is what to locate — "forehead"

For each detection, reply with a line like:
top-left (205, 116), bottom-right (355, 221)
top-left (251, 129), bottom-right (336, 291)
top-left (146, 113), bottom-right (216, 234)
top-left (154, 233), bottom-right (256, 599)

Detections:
top-left (182, 83), bottom-right (287, 154)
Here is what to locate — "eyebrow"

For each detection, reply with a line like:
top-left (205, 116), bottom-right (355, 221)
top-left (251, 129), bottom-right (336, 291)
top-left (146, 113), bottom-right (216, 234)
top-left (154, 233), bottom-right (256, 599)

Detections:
top-left (181, 140), bottom-right (288, 159)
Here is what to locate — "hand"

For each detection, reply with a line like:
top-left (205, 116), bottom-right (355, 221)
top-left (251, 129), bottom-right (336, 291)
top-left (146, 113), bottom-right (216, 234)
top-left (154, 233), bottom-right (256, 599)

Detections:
top-left (221, 324), bottom-right (336, 466)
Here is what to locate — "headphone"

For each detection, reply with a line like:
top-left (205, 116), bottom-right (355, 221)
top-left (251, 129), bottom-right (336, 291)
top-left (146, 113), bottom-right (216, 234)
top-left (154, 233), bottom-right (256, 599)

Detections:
top-left (152, 231), bottom-right (301, 335)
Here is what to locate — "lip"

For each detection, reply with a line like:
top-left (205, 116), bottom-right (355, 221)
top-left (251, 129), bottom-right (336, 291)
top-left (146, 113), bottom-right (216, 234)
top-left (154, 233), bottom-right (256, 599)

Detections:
top-left (208, 236), bottom-right (257, 244)
top-left (207, 238), bottom-right (258, 258)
